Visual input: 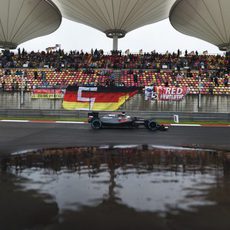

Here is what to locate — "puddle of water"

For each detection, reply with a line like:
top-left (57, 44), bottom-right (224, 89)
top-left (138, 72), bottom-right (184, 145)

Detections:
top-left (12, 164), bottom-right (219, 214)
top-left (1, 145), bottom-right (230, 230)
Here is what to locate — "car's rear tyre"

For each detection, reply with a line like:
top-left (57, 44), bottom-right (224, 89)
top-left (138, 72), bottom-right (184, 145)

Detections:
top-left (91, 119), bottom-right (102, 129)
top-left (147, 120), bottom-right (158, 131)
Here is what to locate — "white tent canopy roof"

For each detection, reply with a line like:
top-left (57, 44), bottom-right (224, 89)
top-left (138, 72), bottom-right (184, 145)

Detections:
top-left (169, 0), bottom-right (230, 51)
top-left (0, 0), bottom-right (62, 49)
top-left (53, 0), bottom-right (175, 38)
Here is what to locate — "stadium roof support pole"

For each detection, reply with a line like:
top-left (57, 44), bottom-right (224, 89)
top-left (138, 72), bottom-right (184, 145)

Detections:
top-left (113, 35), bottom-right (118, 51)
top-left (105, 29), bottom-right (126, 51)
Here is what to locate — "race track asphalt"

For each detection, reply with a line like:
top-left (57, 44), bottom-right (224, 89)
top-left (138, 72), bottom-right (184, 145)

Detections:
top-left (0, 122), bottom-right (229, 155)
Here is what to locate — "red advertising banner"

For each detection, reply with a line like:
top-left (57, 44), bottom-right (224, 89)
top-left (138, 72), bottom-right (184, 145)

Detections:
top-left (32, 89), bottom-right (63, 99)
top-left (155, 86), bottom-right (189, 101)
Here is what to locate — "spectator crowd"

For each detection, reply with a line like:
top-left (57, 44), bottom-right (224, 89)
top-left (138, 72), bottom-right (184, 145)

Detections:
top-left (0, 48), bottom-right (229, 95)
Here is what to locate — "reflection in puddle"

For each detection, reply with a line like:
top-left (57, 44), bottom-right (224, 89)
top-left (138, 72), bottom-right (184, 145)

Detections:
top-left (13, 166), bottom-right (218, 214)
top-left (1, 145), bottom-right (230, 230)
top-left (17, 168), bottom-right (110, 212)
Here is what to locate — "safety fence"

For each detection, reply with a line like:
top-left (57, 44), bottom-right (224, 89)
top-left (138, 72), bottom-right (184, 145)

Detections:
top-left (0, 92), bottom-right (229, 113)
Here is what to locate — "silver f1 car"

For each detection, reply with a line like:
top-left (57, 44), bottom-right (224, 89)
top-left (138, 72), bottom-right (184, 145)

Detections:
top-left (88, 112), bottom-right (168, 131)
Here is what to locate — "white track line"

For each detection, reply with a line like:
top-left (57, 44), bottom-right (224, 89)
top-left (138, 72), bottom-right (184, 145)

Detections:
top-left (1, 120), bottom-right (29, 123)
top-left (56, 121), bottom-right (86, 124)
top-left (170, 124), bottom-right (201, 127)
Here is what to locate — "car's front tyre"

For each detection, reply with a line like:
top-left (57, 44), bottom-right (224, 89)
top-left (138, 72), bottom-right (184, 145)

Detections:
top-left (147, 120), bottom-right (159, 131)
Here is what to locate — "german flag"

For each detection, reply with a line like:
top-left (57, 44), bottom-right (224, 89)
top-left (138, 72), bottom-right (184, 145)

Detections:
top-left (63, 86), bottom-right (139, 111)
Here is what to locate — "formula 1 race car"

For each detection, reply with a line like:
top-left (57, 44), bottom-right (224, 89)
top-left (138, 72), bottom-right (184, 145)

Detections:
top-left (88, 112), bottom-right (168, 131)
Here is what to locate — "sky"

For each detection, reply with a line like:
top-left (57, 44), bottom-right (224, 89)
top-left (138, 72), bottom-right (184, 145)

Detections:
top-left (17, 18), bottom-right (223, 55)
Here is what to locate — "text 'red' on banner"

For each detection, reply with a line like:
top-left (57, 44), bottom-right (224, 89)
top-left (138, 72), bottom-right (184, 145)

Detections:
top-left (155, 86), bottom-right (189, 101)
top-left (63, 86), bottom-right (138, 111)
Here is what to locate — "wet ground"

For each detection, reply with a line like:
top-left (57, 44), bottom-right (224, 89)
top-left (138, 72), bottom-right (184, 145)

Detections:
top-left (1, 145), bottom-right (230, 230)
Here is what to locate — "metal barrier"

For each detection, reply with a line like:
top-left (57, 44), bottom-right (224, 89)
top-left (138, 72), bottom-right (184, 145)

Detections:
top-left (0, 92), bottom-right (229, 117)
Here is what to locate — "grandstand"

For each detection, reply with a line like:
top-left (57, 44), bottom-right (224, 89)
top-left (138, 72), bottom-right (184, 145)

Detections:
top-left (0, 50), bottom-right (229, 95)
